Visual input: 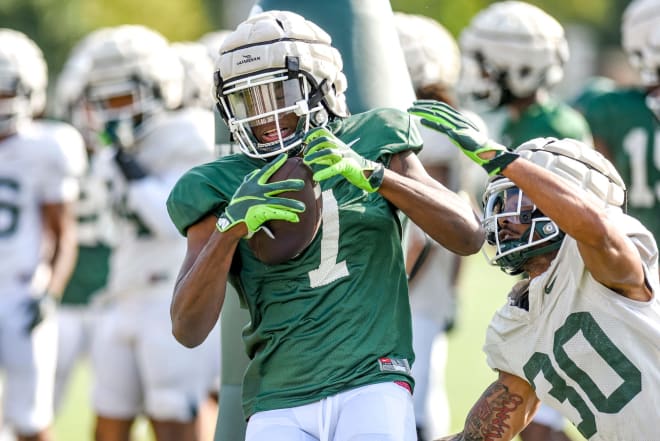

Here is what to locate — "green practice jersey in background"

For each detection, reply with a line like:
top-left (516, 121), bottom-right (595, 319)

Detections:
top-left (500, 99), bottom-right (593, 149)
top-left (61, 171), bottom-right (113, 305)
top-left (573, 86), bottom-right (660, 244)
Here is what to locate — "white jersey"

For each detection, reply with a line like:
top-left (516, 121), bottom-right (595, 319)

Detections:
top-left (484, 209), bottom-right (660, 440)
top-left (101, 108), bottom-right (215, 298)
top-left (0, 120), bottom-right (86, 296)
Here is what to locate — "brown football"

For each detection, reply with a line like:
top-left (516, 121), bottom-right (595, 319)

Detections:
top-left (247, 156), bottom-right (322, 265)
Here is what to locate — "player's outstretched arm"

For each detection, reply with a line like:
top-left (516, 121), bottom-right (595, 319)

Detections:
top-left (409, 100), bottom-right (652, 301)
top-left (380, 150), bottom-right (484, 256)
top-left (435, 371), bottom-right (539, 441)
top-left (500, 158), bottom-right (652, 301)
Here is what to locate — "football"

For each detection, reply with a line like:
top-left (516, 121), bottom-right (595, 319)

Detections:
top-left (248, 156), bottom-right (323, 265)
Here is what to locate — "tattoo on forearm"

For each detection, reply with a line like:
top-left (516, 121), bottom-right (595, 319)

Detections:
top-left (461, 382), bottom-right (524, 441)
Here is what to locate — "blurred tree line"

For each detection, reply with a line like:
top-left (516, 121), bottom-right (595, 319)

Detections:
top-left (0, 0), bottom-right (634, 92)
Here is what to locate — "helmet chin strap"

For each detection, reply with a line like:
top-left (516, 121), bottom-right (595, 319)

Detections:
top-left (496, 222), bottom-right (565, 275)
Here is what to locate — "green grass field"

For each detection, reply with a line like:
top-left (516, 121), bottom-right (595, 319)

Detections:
top-left (53, 253), bottom-right (584, 440)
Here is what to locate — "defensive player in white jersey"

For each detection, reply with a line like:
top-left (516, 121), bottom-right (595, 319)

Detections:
top-left (75, 25), bottom-right (216, 441)
top-left (394, 12), bottom-right (488, 441)
top-left (409, 101), bottom-right (659, 441)
top-left (0, 29), bottom-right (87, 441)
top-left (458, 4), bottom-right (594, 438)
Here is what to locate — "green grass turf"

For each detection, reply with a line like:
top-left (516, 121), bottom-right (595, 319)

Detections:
top-left (54, 253), bottom-right (584, 440)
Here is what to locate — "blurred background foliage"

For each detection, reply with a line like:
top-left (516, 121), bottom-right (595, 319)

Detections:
top-left (0, 0), bottom-right (634, 98)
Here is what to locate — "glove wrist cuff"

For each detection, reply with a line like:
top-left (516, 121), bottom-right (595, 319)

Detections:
top-left (483, 152), bottom-right (519, 176)
top-left (366, 163), bottom-right (385, 192)
top-left (217, 214), bottom-right (254, 239)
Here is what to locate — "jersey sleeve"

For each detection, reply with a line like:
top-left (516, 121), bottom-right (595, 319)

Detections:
top-left (482, 293), bottom-right (527, 376)
top-left (167, 166), bottom-right (227, 236)
top-left (348, 108), bottom-right (423, 164)
top-left (37, 121), bottom-right (88, 203)
top-left (167, 156), bottom-right (256, 236)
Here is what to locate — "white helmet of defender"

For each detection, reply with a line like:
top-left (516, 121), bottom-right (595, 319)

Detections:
top-left (214, 10), bottom-right (348, 159)
top-left (482, 137), bottom-right (626, 274)
top-left (0, 28), bottom-right (47, 137)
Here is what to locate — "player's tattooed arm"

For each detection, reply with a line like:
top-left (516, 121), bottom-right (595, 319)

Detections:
top-left (434, 371), bottom-right (540, 441)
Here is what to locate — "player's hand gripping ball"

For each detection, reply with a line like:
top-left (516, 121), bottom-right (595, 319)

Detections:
top-left (248, 156), bottom-right (323, 265)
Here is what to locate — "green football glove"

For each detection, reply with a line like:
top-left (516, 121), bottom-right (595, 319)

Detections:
top-left (408, 100), bottom-right (518, 176)
top-left (216, 153), bottom-right (306, 238)
top-left (303, 127), bottom-right (384, 193)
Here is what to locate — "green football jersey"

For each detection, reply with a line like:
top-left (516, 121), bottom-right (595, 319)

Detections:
top-left (573, 86), bottom-right (660, 244)
top-left (500, 99), bottom-right (593, 149)
top-left (61, 169), bottom-right (113, 305)
top-left (167, 108), bottom-right (423, 418)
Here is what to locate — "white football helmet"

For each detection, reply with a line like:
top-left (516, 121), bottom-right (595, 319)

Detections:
top-left (0, 28), bottom-right (47, 137)
top-left (621, 0), bottom-right (660, 118)
top-left (458, 1), bottom-right (568, 109)
top-left (214, 10), bottom-right (349, 159)
top-left (198, 30), bottom-right (232, 66)
top-left (54, 28), bottom-right (114, 148)
top-left (82, 25), bottom-right (184, 150)
top-left (171, 41), bottom-right (215, 110)
top-left (394, 12), bottom-right (460, 92)
top-left (621, 0), bottom-right (660, 80)
top-left (482, 137), bottom-right (626, 274)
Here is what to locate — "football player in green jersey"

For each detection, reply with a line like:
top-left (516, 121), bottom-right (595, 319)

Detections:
top-left (166, 10), bottom-right (484, 441)
top-left (409, 100), bottom-right (659, 441)
top-left (458, 3), bottom-right (591, 438)
top-left (572, 0), bottom-right (660, 260)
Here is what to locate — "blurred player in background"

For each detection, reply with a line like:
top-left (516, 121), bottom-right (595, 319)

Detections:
top-left (409, 100), bottom-right (659, 441)
top-left (572, 0), bottom-right (660, 256)
top-left (394, 11), bottom-right (487, 441)
top-left (75, 24), bottom-right (215, 441)
top-left (50, 27), bottom-right (116, 418)
top-left (167, 10), bottom-right (483, 441)
top-left (459, 1), bottom-right (592, 149)
top-left (457, 2), bottom-right (592, 438)
top-left (171, 39), bottom-right (221, 441)
top-left (0, 28), bottom-right (87, 441)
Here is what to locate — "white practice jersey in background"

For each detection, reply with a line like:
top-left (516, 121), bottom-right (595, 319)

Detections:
top-left (0, 120), bottom-right (86, 296)
top-left (101, 107), bottom-right (215, 299)
top-left (484, 209), bottom-right (660, 440)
